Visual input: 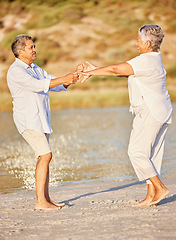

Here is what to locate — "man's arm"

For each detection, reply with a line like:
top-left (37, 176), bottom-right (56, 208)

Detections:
top-left (7, 66), bottom-right (79, 93)
top-left (49, 72), bottom-right (79, 89)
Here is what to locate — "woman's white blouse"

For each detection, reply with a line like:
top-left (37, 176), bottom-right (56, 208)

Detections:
top-left (127, 52), bottom-right (172, 124)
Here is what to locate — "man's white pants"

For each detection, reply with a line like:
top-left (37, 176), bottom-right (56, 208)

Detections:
top-left (128, 101), bottom-right (168, 184)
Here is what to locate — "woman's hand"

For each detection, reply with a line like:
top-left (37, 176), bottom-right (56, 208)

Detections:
top-left (79, 72), bottom-right (91, 83)
top-left (76, 61), bottom-right (97, 72)
top-left (76, 61), bottom-right (98, 83)
top-left (83, 61), bottom-right (97, 72)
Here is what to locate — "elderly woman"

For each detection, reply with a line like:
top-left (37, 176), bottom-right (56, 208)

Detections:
top-left (80, 24), bottom-right (172, 206)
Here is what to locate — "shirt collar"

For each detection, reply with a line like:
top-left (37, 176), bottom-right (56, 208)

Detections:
top-left (15, 58), bottom-right (35, 69)
top-left (140, 51), bottom-right (161, 57)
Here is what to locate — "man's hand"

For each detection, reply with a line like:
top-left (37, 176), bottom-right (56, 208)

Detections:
top-left (63, 72), bottom-right (79, 87)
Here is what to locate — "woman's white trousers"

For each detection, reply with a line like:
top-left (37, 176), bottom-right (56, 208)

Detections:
top-left (128, 101), bottom-right (168, 184)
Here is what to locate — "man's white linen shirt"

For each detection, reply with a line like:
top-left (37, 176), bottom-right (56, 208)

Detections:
top-left (127, 52), bottom-right (172, 124)
top-left (7, 58), bottom-right (67, 134)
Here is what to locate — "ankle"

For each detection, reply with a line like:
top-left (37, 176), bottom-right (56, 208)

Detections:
top-left (148, 192), bottom-right (155, 198)
top-left (36, 198), bottom-right (48, 205)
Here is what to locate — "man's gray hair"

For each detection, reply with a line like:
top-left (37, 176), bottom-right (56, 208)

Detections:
top-left (11, 34), bottom-right (32, 58)
top-left (138, 24), bottom-right (164, 51)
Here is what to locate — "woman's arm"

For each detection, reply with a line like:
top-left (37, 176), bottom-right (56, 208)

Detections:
top-left (81, 62), bottom-right (134, 82)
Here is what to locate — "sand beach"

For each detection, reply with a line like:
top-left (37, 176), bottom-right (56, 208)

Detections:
top-left (0, 177), bottom-right (176, 240)
top-left (1, 107), bottom-right (176, 240)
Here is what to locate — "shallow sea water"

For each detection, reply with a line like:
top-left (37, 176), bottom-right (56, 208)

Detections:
top-left (0, 104), bottom-right (176, 194)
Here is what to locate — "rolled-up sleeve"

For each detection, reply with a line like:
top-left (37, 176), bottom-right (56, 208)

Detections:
top-left (43, 72), bottom-right (68, 92)
top-left (49, 83), bottom-right (68, 92)
top-left (43, 76), bottom-right (51, 93)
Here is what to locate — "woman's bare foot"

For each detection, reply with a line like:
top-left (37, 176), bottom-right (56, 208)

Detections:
top-left (134, 198), bottom-right (152, 207)
top-left (35, 200), bottom-right (58, 211)
top-left (133, 183), bottom-right (155, 207)
top-left (148, 176), bottom-right (169, 206)
top-left (133, 194), bottom-right (154, 207)
top-left (150, 188), bottom-right (169, 206)
top-left (49, 200), bottom-right (65, 208)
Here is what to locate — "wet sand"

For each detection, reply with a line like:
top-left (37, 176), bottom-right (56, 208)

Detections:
top-left (0, 177), bottom-right (176, 240)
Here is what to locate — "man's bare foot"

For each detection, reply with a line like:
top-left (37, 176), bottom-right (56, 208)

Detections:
top-left (150, 188), bottom-right (169, 206)
top-left (35, 201), bottom-right (58, 211)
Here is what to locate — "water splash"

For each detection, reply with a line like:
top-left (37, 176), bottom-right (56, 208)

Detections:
top-left (0, 105), bottom-right (176, 194)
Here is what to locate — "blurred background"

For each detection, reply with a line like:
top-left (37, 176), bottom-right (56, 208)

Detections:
top-left (0, 0), bottom-right (176, 111)
top-left (1, 0), bottom-right (176, 193)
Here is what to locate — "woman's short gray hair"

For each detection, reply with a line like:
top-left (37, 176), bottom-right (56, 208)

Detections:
top-left (11, 34), bottom-right (32, 58)
top-left (138, 24), bottom-right (164, 51)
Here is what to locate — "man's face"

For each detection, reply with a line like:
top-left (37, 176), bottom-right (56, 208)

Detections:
top-left (19, 39), bottom-right (37, 63)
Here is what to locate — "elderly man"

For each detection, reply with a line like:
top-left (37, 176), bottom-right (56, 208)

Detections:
top-left (7, 34), bottom-right (79, 210)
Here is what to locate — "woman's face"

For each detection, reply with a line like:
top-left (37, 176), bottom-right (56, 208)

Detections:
top-left (136, 35), bottom-right (148, 54)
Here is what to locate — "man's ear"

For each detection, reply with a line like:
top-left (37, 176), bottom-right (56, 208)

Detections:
top-left (18, 49), bottom-right (23, 57)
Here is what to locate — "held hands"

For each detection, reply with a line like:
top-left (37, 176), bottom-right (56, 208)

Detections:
top-left (76, 61), bottom-right (97, 83)
top-left (63, 61), bottom-right (97, 87)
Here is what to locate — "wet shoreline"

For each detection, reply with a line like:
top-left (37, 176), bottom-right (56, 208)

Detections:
top-left (0, 105), bottom-right (176, 194)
